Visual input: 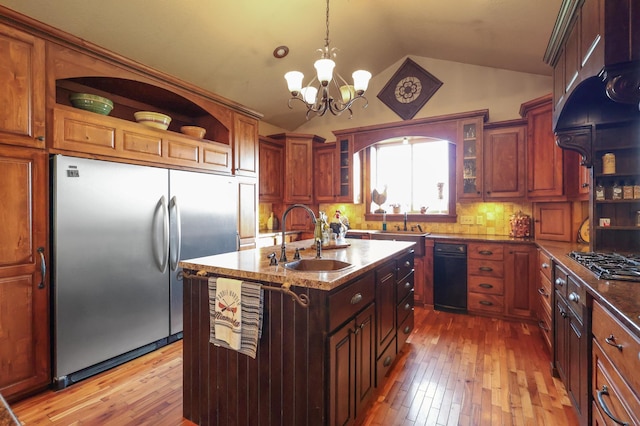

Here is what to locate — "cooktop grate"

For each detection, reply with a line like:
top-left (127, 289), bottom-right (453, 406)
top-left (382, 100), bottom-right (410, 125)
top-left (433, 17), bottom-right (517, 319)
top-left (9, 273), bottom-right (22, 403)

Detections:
top-left (568, 251), bottom-right (640, 282)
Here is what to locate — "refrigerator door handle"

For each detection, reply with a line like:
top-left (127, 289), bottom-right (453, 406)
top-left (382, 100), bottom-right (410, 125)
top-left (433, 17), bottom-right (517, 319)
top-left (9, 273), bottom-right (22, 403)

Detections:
top-left (169, 196), bottom-right (182, 271)
top-left (157, 195), bottom-right (170, 273)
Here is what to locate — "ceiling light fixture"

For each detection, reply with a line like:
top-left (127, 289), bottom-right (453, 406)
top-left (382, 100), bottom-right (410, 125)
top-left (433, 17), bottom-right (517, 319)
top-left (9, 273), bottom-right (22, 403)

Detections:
top-left (284, 0), bottom-right (371, 119)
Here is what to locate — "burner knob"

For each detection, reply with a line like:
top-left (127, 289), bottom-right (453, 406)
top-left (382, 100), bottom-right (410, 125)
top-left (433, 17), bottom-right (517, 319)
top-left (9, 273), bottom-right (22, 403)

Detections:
top-left (569, 292), bottom-right (580, 303)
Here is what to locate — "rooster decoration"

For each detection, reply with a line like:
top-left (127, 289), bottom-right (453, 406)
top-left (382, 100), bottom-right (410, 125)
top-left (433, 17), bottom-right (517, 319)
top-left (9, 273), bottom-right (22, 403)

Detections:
top-left (371, 185), bottom-right (388, 213)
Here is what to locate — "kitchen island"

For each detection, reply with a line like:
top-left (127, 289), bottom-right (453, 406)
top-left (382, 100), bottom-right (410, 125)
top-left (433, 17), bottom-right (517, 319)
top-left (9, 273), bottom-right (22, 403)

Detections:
top-left (179, 238), bottom-right (416, 426)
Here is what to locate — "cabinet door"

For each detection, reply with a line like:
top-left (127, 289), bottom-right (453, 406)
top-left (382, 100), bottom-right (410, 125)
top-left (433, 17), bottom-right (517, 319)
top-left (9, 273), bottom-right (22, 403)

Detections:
top-left (233, 114), bottom-right (258, 177)
top-left (314, 143), bottom-right (337, 202)
top-left (375, 261), bottom-right (396, 356)
top-left (329, 319), bottom-right (356, 426)
top-left (0, 147), bottom-right (49, 400)
top-left (0, 23), bottom-right (45, 149)
top-left (534, 202), bottom-right (572, 242)
top-left (483, 124), bottom-right (526, 199)
top-left (285, 138), bottom-right (313, 203)
top-left (238, 177), bottom-right (257, 250)
top-left (526, 100), bottom-right (564, 199)
top-left (354, 303), bottom-right (375, 419)
top-left (504, 244), bottom-right (537, 320)
top-left (554, 293), bottom-right (569, 383)
top-left (258, 137), bottom-right (284, 202)
top-left (457, 118), bottom-right (483, 200)
top-left (567, 314), bottom-right (587, 421)
top-left (421, 239), bottom-right (434, 307)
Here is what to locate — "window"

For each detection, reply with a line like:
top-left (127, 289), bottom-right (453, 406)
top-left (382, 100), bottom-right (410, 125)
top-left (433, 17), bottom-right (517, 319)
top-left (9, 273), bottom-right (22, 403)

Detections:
top-left (368, 137), bottom-right (455, 217)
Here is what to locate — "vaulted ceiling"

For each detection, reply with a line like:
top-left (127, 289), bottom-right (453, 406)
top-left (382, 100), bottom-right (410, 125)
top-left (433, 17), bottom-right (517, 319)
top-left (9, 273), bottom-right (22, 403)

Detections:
top-left (0, 0), bottom-right (562, 130)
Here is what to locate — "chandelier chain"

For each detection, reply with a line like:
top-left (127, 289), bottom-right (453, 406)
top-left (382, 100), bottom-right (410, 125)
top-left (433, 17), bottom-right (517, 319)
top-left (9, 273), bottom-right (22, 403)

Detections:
top-left (324, 0), bottom-right (330, 50)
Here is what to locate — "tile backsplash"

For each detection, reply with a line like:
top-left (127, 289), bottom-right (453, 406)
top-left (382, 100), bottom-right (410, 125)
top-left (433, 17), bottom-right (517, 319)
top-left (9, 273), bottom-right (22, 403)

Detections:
top-left (260, 201), bottom-right (534, 236)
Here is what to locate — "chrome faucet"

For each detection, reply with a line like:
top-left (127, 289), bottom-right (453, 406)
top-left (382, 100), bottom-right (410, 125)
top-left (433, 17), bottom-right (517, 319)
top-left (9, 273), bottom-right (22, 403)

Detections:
top-left (280, 204), bottom-right (319, 262)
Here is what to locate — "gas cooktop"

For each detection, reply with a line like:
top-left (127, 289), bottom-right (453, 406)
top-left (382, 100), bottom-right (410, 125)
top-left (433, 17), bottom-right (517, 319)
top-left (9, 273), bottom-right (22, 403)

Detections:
top-left (569, 251), bottom-right (640, 282)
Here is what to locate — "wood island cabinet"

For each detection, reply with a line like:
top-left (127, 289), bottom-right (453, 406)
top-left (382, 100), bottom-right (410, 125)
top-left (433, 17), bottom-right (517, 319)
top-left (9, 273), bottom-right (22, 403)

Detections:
top-left (0, 23), bottom-right (46, 149)
top-left (482, 121), bottom-right (527, 200)
top-left (0, 146), bottom-right (49, 401)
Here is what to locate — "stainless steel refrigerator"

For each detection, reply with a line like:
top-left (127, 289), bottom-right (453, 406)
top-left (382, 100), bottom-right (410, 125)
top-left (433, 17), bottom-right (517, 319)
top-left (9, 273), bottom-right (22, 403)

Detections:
top-left (52, 155), bottom-right (238, 388)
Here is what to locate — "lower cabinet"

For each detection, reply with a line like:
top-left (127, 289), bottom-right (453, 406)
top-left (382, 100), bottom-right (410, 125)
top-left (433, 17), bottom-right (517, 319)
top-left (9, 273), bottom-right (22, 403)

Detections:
top-left (504, 243), bottom-right (538, 320)
top-left (536, 249), bottom-right (553, 352)
top-left (329, 303), bottom-right (375, 426)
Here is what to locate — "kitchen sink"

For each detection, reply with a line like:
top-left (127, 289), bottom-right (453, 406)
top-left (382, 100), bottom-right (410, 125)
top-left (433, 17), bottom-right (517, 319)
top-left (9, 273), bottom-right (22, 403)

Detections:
top-left (369, 231), bottom-right (429, 256)
top-left (284, 259), bottom-right (353, 272)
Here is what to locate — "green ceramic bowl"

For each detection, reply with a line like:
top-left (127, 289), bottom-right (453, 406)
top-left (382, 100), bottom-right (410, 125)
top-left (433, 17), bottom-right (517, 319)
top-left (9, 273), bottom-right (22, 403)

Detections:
top-left (69, 93), bottom-right (114, 115)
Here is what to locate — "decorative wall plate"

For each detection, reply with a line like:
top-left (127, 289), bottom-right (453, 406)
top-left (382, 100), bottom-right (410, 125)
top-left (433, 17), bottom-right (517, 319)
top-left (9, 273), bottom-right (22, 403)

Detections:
top-left (377, 58), bottom-right (443, 120)
top-left (577, 218), bottom-right (590, 243)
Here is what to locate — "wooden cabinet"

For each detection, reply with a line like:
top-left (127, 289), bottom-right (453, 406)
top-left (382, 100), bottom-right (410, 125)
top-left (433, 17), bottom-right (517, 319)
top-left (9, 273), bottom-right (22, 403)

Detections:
top-left (0, 146), bottom-right (49, 401)
top-left (533, 201), bottom-right (573, 242)
top-left (457, 117), bottom-right (484, 200)
top-left (0, 23), bottom-right (45, 149)
top-left (536, 249), bottom-right (553, 352)
top-left (375, 261), bottom-right (396, 358)
top-left (591, 300), bottom-right (640, 426)
top-left (268, 133), bottom-right (325, 204)
top-left (258, 136), bottom-right (284, 202)
top-left (233, 114), bottom-right (258, 177)
top-left (553, 264), bottom-right (588, 424)
top-left (504, 243), bottom-right (538, 320)
top-left (467, 243), bottom-right (505, 316)
top-left (237, 176), bottom-right (257, 250)
top-left (329, 302), bottom-right (375, 426)
top-left (521, 95), bottom-right (565, 200)
top-left (483, 121), bottom-right (527, 200)
top-left (395, 251), bottom-right (414, 351)
top-left (313, 142), bottom-right (337, 203)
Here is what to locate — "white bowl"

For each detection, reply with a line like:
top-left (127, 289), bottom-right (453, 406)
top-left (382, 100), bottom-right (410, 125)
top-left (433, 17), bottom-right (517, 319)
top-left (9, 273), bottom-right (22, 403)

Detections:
top-left (134, 111), bottom-right (172, 130)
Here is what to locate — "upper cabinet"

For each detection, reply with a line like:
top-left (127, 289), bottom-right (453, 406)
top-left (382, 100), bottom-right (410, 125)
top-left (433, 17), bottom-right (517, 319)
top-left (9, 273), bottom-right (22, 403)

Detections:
top-left (457, 117), bottom-right (484, 201)
top-left (0, 23), bottom-right (45, 148)
top-left (313, 135), bottom-right (362, 204)
top-left (313, 141), bottom-right (338, 203)
top-left (258, 135), bottom-right (284, 202)
top-left (233, 113), bottom-right (258, 177)
top-left (483, 120), bottom-right (527, 200)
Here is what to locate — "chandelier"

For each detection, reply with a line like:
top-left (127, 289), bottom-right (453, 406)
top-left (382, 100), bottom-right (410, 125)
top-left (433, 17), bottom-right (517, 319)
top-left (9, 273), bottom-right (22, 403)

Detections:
top-left (284, 0), bottom-right (371, 119)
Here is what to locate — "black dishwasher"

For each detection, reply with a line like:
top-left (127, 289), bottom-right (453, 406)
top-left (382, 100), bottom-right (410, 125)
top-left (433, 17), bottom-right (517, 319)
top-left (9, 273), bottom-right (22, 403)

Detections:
top-left (433, 242), bottom-right (467, 313)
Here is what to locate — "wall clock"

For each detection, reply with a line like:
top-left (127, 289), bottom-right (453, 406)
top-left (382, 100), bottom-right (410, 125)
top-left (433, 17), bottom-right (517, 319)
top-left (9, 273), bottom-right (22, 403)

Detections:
top-left (377, 58), bottom-right (443, 120)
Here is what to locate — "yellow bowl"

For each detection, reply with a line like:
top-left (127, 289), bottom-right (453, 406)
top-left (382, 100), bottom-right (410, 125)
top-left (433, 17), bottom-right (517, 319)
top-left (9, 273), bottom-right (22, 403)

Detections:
top-left (180, 126), bottom-right (206, 139)
top-left (134, 111), bottom-right (172, 130)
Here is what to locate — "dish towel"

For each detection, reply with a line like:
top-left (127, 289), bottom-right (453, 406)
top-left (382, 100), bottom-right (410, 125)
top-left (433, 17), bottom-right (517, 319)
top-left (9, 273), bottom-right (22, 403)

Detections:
top-left (208, 277), bottom-right (263, 359)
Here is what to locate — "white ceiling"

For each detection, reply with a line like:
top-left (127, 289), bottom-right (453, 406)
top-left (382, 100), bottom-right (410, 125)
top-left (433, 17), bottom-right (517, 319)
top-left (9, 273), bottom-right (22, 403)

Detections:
top-left (0, 0), bottom-right (562, 131)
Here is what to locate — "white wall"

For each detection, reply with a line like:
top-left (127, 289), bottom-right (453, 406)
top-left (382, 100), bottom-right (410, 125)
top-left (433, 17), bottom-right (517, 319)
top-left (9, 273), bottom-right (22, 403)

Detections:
top-left (268, 55), bottom-right (553, 141)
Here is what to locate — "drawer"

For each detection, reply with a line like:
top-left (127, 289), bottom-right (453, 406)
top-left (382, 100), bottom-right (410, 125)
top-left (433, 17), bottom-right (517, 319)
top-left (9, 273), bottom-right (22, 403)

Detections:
top-left (467, 259), bottom-right (504, 278)
top-left (539, 249), bottom-right (552, 281)
top-left (468, 243), bottom-right (504, 261)
top-left (537, 271), bottom-right (552, 310)
top-left (468, 292), bottom-right (504, 314)
top-left (397, 291), bottom-right (414, 326)
top-left (537, 301), bottom-right (552, 352)
top-left (397, 312), bottom-right (414, 349)
top-left (396, 271), bottom-right (414, 302)
top-left (376, 337), bottom-right (397, 387)
top-left (565, 274), bottom-right (585, 321)
top-left (592, 341), bottom-right (640, 426)
top-left (553, 264), bottom-right (568, 299)
top-left (592, 300), bottom-right (640, 394)
top-left (397, 251), bottom-right (414, 281)
top-left (328, 271), bottom-right (375, 331)
top-left (468, 275), bottom-right (504, 295)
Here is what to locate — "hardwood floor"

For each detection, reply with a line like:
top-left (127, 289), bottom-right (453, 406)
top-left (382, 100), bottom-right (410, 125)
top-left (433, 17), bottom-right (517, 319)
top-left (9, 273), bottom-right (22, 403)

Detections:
top-left (11, 307), bottom-right (579, 425)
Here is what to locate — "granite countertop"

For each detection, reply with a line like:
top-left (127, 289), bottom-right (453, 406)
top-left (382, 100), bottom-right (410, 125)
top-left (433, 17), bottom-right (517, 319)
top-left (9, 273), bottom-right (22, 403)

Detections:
top-left (347, 229), bottom-right (536, 244)
top-left (180, 238), bottom-right (415, 291)
top-left (536, 240), bottom-right (640, 338)
top-left (258, 230), bottom-right (303, 238)
top-left (0, 394), bottom-right (19, 426)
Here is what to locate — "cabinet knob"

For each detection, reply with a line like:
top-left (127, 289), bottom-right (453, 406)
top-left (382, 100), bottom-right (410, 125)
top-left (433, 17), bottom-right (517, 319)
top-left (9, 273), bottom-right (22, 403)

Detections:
top-left (383, 356), bottom-right (392, 367)
top-left (555, 277), bottom-right (565, 286)
top-left (350, 293), bottom-right (363, 305)
top-left (568, 292), bottom-right (580, 303)
top-left (541, 262), bottom-right (549, 269)
top-left (404, 281), bottom-right (411, 289)
top-left (404, 261), bottom-right (411, 267)
top-left (36, 135), bottom-right (45, 141)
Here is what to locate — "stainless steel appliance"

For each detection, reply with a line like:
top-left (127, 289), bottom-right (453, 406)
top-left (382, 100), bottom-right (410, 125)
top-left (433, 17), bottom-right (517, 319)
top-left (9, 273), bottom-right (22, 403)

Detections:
top-left (433, 242), bottom-right (467, 313)
top-left (52, 155), bottom-right (238, 388)
top-left (568, 251), bottom-right (640, 282)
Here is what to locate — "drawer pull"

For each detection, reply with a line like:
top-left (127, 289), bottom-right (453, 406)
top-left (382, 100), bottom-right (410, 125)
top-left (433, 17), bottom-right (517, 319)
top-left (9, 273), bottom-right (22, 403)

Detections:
top-left (404, 303), bottom-right (411, 311)
top-left (560, 309), bottom-right (568, 319)
top-left (479, 283), bottom-right (493, 289)
top-left (541, 262), bottom-right (549, 269)
top-left (479, 300), bottom-right (493, 306)
top-left (404, 260), bottom-right (411, 267)
top-left (568, 292), bottom-right (580, 303)
top-left (479, 266), bottom-right (493, 272)
top-left (479, 250), bottom-right (493, 255)
top-left (597, 385), bottom-right (629, 425)
top-left (555, 277), bottom-right (565, 286)
top-left (404, 281), bottom-right (412, 289)
top-left (383, 356), bottom-right (392, 367)
top-left (604, 334), bottom-right (623, 351)
top-left (403, 325), bottom-right (411, 334)
top-left (537, 287), bottom-right (549, 297)
top-left (538, 320), bottom-right (550, 331)
top-left (350, 293), bottom-right (363, 305)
